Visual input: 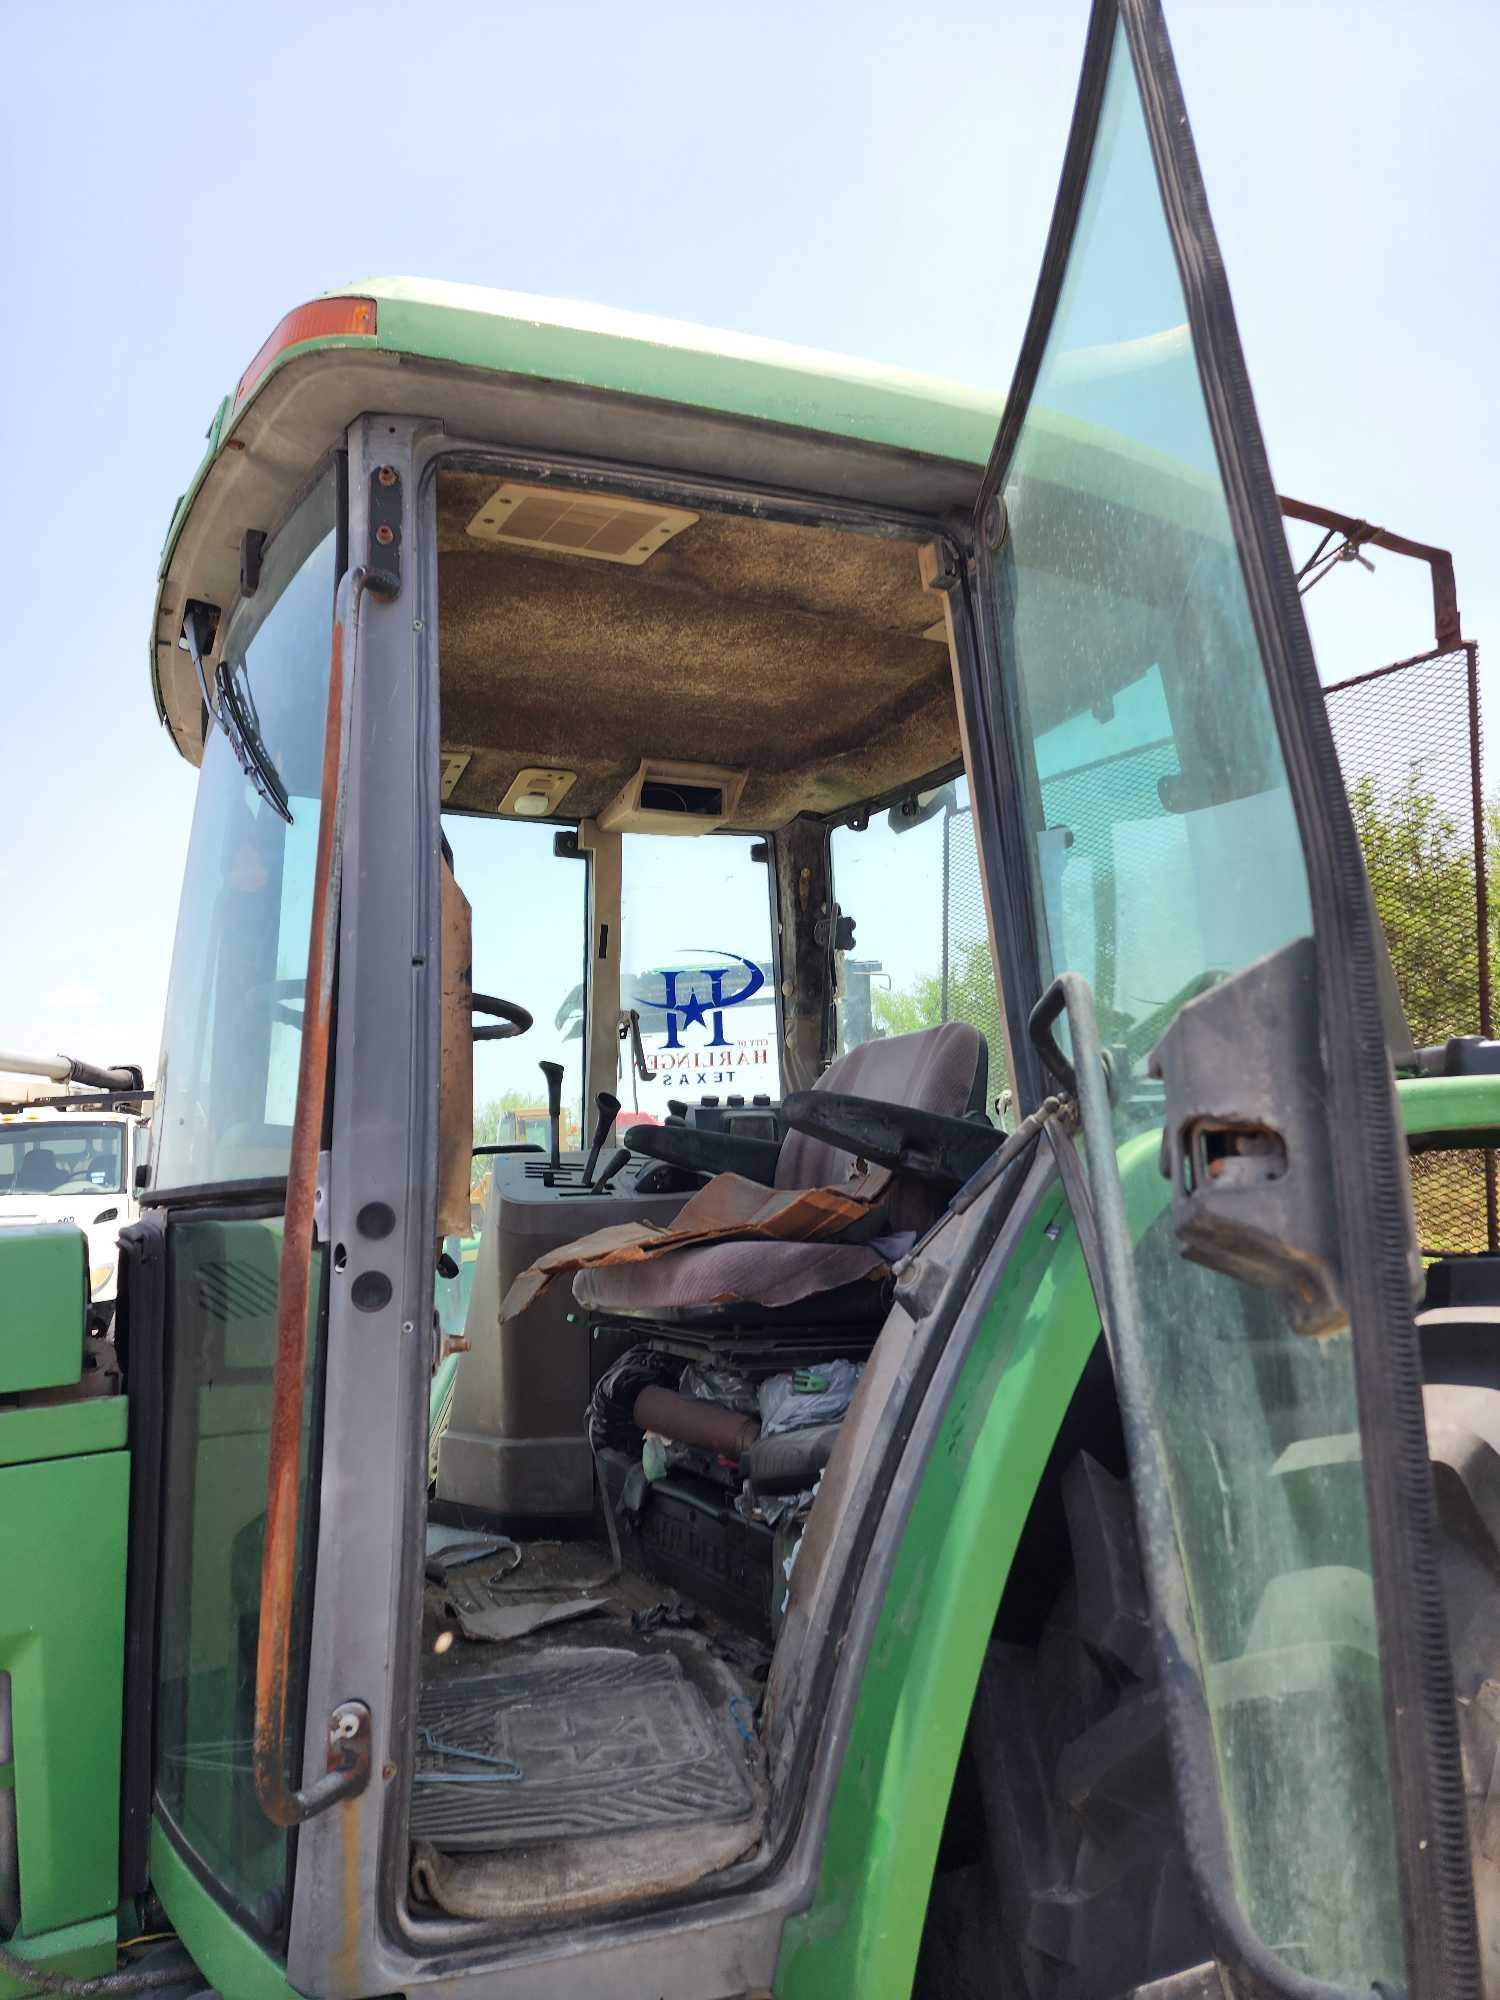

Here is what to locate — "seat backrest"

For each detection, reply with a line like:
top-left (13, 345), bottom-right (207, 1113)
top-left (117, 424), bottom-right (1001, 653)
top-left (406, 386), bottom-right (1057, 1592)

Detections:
top-left (774, 1021), bottom-right (987, 1192)
top-left (16, 1147), bottom-right (61, 1192)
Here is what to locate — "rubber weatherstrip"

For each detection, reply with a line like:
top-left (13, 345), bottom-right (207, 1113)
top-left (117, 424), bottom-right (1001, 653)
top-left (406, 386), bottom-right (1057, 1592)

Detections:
top-left (1114, 0), bottom-right (1478, 1992)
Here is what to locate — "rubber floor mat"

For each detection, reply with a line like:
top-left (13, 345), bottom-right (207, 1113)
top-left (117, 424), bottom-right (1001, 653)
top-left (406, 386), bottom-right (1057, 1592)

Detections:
top-left (412, 1648), bottom-right (754, 1849)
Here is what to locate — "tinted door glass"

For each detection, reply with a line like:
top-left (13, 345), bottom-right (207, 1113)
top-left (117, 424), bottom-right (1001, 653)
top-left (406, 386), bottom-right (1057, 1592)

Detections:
top-left (977, 22), bottom-right (1400, 1985)
top-left (155, 1217), bottom-right (322, 1942)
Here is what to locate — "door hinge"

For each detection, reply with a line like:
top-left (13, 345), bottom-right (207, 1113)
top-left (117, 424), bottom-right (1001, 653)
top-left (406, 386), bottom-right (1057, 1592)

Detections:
top-left (367, 464), bottom-right (403, 594)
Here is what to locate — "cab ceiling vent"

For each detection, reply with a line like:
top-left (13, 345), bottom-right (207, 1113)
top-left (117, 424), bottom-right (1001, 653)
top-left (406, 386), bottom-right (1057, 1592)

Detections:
top-left (464, 483), bottom-right (699, 566)
top-left (597, 759), bottom-right (748, 837)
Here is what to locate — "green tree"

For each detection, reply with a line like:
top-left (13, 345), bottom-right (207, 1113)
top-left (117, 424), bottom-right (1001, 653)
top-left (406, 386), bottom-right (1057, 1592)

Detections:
top-left (873, 937), bottom-right (1008, 1101)
top-left (1346, 767), bottom-right (1485, 1049)
top-left (473, 1089), bottom-right (534, 1147)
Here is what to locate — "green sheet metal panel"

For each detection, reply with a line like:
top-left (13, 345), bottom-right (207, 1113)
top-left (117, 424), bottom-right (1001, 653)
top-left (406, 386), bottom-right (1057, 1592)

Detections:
top-left (1398, 1071), bottom-right (1500, 1142)
top-left (150, 1821), bottom-right (297, 2000)
top-left (0, 1228), bottom-right (85, 1395)
top-left (0, 1447), bottom-right (127, 1939)
top-left (776, 1133), bottom-right (1169, 1999)
top-left (0, 1914), bottom-right (115, 1996)
top-left (0, 1399), bottom-right (127, 1471)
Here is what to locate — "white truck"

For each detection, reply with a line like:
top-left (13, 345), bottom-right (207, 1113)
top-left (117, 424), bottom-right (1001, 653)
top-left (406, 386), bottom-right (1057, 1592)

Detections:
top-left (0, 1051), bottom-right (152, 1327)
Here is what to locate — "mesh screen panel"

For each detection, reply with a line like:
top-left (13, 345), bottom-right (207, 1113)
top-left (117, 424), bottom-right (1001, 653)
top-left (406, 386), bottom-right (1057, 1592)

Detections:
top-left (1410, 1151), bottom-right (1493, 1260)
top-left (1323, 644), bottom-right (1493, 1253)
top-left (1324, 648), bottom-right (1486, 1048)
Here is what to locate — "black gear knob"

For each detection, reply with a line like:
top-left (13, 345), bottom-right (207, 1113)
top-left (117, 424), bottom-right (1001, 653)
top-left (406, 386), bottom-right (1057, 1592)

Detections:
top-left (539, 1061), bottom-right (564, 1170)
top-left (582, 1090), bottom-right (621, 1188)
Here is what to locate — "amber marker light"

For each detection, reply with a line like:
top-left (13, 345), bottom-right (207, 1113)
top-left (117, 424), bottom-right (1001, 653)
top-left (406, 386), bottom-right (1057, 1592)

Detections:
top-left (233, 296), bottom-right (378, 413)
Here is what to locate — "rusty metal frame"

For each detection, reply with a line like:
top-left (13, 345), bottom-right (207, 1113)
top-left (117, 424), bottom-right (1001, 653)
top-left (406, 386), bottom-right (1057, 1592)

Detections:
top-left (253, 562), bottom-right (393, 1827)
top-left (1285, 492), bottom-right (1485, 1031)
top-left (1291, 495), bottom-right (1495, 1249)
top-left (1320, 643), bottom-right (1490, 1043)
top-left (1280, 493), bottom-right (1462, 653)
top-left (1292, 490), bottom-right (1489, 1041)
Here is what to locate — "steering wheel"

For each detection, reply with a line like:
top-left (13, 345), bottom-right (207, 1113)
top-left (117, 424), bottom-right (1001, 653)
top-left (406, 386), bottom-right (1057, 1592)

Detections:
top-left (472, 992), bottom-right (533, 1043)
top-left (257, 980), bottom-right (531, 1041)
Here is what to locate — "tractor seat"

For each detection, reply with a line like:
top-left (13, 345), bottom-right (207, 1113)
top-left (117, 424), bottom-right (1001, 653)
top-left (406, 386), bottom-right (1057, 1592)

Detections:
top-left (571, 1021), bottom-right (989, 1324)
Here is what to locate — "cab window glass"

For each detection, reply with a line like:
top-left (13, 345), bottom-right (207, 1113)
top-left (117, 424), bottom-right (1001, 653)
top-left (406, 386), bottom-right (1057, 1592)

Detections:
top-left (618, 833), bottom-right (780, 1119)
top-left (151, 476), bottom-right (337, 1189)
top-left (832, 775), bottom-right (1006, 1112)
top-left (442, 813), bottom-right (590, 1152)
top-left (155, 1217), bottom-right (321, 1944)
top-left (978, 25), bottom-right (1399, 1984)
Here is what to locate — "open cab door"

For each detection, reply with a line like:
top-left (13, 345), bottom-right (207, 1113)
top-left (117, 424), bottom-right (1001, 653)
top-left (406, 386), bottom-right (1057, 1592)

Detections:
top-left (963, 1), bottom-right (1480, 1993)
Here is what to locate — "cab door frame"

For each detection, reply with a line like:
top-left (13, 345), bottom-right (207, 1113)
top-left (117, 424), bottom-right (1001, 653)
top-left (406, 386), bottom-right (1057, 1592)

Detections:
top-left (284, 412), bottom-right (444, 1994)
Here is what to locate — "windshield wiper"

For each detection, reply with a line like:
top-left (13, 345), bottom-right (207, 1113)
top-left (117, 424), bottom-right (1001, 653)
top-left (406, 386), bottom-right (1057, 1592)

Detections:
top-left (180, 601), bottom-right (292, 823)
top-left (216, 659), bottom-right (291, 822)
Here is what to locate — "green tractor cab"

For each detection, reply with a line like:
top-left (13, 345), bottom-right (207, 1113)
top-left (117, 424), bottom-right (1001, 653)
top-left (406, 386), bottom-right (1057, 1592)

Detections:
top-left (3, 3), bottom-right (1496, 1996)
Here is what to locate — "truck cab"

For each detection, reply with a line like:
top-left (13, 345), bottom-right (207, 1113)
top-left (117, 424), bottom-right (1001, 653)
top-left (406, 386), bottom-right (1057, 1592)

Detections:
top-left (0, 1101), bottom-right (148, 1320)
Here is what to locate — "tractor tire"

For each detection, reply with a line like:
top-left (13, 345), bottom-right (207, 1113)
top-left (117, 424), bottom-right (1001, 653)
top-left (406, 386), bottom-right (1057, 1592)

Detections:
top-left (915, 1449), bottom-right (1208, 1999)
top-left (919, 1390), bottom-right (1500, 1998)
top-left (1421, 1380), bottom-right (1500, 1992)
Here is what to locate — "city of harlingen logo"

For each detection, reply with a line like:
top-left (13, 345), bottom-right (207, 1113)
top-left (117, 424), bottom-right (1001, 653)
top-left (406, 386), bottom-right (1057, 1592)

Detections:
top-left (636, 951), bottom-right (767, 1050)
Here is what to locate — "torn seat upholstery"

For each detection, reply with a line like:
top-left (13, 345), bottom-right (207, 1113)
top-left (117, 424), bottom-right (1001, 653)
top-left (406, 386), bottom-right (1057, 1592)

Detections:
top-left (500, 1023), bottom-right (987, 1322)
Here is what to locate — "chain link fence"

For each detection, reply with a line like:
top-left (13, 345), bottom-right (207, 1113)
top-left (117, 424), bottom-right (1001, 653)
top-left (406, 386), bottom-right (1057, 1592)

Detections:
top-left (1322, 643), bottom-right (1493, 1253)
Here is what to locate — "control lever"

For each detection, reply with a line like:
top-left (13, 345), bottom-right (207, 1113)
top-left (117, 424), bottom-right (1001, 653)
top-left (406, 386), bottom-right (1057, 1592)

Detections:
top-left (539, 1061), bottom-right (564, 1172)
top-left (592, 1147), bottom-right (632, 1193)
top-left (621, 1008), bottom-right (652, 1084)
top-left (582, 1090), bottom-right (621, 1188)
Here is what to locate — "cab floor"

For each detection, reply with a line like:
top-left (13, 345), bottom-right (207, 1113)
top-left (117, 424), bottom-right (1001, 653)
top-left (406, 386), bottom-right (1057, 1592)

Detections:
top-left (410, 1535), bottom-right (770, 1923)
top-left (420, 1534), bottom-right (770, 1691)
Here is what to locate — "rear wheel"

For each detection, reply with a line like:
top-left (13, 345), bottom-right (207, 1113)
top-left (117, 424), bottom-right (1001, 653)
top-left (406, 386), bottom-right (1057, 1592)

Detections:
top-left (916, 1451), bottom-right (1206, 2000)
top-left (920, 1393), bottom-right (1500, 1998)
top-left (1423, 1381), bottom-right (1500, 1994)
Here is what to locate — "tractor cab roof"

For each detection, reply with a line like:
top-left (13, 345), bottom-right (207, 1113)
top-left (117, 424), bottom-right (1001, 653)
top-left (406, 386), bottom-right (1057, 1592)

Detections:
top-left (152, 278), bottom-right (1221, 790)
top-left (151, 278), bottom-right (1006, 758)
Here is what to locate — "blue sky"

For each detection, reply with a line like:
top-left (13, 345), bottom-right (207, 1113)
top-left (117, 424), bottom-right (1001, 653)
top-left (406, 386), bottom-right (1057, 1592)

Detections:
top-left (3, 0), bottom-right (1496, 1081)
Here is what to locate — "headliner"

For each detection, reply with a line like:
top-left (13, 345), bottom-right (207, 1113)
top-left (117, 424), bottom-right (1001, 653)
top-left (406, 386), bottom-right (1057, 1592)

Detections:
top-left (437, 471), bottom-right (960, 829)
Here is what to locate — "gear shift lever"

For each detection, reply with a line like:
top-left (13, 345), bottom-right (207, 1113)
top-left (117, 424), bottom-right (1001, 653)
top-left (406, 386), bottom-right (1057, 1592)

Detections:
top-left (582, 1090), bottom-right (621, 1188)
top-left (592, 1146), bottom-right (632, 1194)
top-left (538, 1061), bottom-right (564, 1172)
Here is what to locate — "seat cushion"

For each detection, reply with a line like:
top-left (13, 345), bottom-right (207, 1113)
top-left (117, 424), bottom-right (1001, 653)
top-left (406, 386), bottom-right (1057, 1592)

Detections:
top-left (573, 1238), bottom-right (890, 1314)
top-left (506, 1024), bottom-right (988, 1324)
top-left (503, 1168), bottom-right (889, 1322)
top-left (774, 1020), bottom-right (986, 1191)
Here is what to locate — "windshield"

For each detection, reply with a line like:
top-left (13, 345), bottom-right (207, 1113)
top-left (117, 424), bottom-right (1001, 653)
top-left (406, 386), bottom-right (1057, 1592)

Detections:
top-left (150, 474), bottom-right (337, 1189)
top-left (0, 1121), bottom-right (124, 1196)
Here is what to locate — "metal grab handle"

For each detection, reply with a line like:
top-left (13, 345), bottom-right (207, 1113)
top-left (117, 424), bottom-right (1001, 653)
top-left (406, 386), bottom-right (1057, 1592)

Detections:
top-left (253, 567), bottom-right (391, 1827)
top-left (1027, 978), bottom-right (1079, 1098)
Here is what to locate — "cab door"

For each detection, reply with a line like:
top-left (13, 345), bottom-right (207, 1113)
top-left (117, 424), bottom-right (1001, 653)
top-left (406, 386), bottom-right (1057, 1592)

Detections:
top-left (960, 2), bottom-right (1477, 1993)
